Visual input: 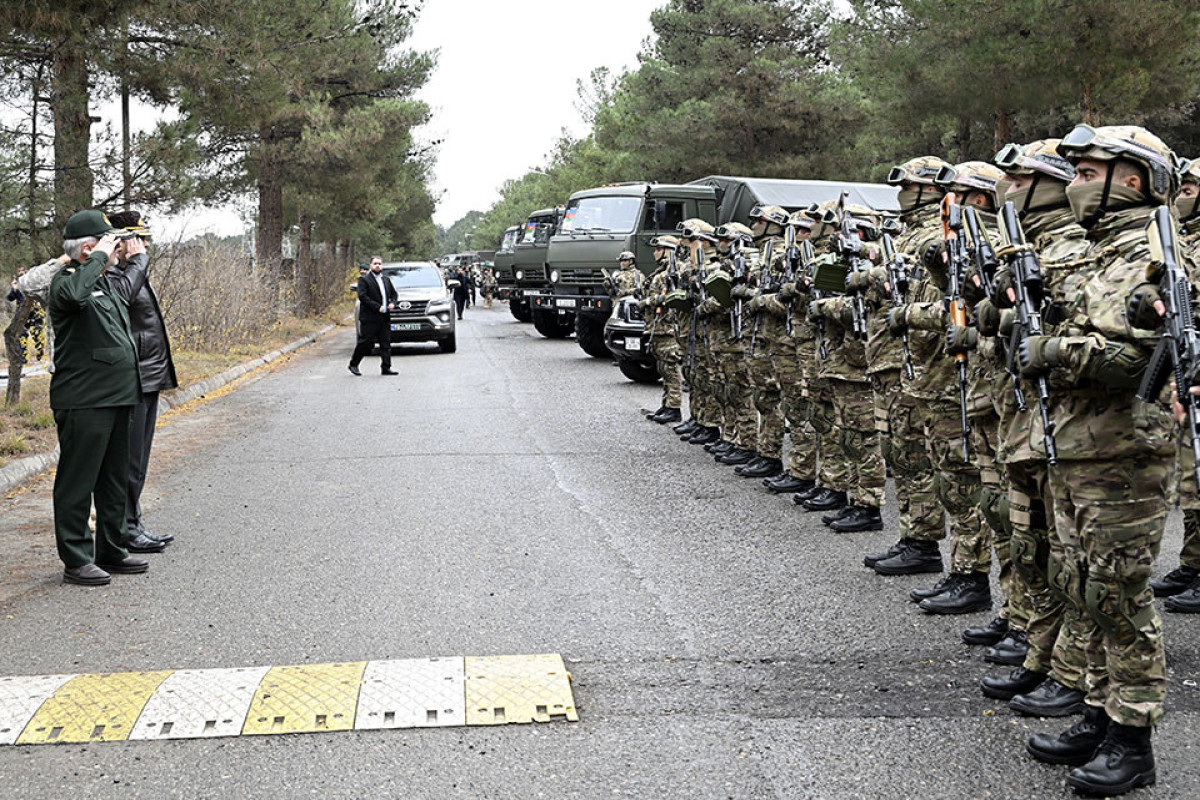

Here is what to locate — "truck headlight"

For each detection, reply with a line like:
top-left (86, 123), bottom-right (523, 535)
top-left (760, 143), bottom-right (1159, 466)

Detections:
top-left (515, 270), bottom-right (524, 280)
top-left (550, 270), bottom-right (560, 283)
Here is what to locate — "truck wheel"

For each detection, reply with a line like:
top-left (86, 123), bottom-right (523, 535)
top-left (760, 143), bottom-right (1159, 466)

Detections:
top-left (618, 358), bottom-right (660, 384)
top-left (510, 300), bottom-right (532, 322)
top-left (532, 308), bottom-right (573, 339)
top-left (574, 315), bottom-right (611, 358)
top-left (438, 332), bottom-right (457, 353)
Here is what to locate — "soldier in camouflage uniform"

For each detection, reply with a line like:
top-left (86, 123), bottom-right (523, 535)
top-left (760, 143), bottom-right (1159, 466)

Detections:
top-left (974, 141), bottom-right (1092, 716)
top-left (1020, 125), bottom-right (1180, 796)
top-left (676, 219), bottom-right (724, 446)
top-left (1151, 157), bottom-right (1200, 613)
top-left (641, 236), bottom-right (684, 424)
top-left (808, 202), bottom-right (887, 531)
top-left (863, 157), bottom-right (951, 577)
top-left (606, 251), bottom-right (644, 299)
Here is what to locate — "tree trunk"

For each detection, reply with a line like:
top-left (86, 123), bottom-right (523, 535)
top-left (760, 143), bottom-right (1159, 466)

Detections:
top-left (28, 64), bottom-right (44, 263)
top-left (1081, 83), bottom-right (1100, 126)
top-left (4, 297), bottom-right (35, 406)
top-left (994, 107), bottom-right (1012, 155)
top-left (256, 125), bottom-right (284, 308)
top-left (295, 211), bottom-right (313, 316)
top-left (52, 38), bottom-right (93, 228)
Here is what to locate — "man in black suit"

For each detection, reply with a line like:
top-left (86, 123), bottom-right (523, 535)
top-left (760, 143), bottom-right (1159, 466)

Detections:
top-left (349, 256), bottom-right (399, 376)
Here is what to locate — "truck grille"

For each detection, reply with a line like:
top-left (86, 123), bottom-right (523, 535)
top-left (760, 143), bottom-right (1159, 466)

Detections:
top-left (558, 269), bottom-right (604, 286)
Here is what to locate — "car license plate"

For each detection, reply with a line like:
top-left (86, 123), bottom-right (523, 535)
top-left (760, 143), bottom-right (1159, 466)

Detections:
top-left (556, 298), bottom-right (577, 308)
top-left (523, 289), bottom-right (541, 297)
top-left (391, 323), bottom-right (420, 331)
top-left (624, 337), bottom-right (642, 351)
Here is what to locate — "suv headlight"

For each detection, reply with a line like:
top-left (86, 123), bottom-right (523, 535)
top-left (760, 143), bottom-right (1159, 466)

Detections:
top-left (427, 298), bottom-right (451, 311)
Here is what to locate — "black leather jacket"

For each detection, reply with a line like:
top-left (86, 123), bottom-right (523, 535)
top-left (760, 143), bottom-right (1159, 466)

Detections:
top-left (106, 252), bottom-right (178, 394)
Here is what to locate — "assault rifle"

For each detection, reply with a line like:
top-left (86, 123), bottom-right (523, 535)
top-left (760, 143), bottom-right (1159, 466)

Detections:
top-left (1137, 205), bottom-right (1200, 486)
top-left (749, 239), bottom-right (776, 356)
top-left (995, 201), bottom-right (1055, 462)
top-left (687, 243), bottom-right (709, 374)
top-left (963, 206), bottom-right (999, 298)
top-left (881, 232), bottom-right (915, 380)
top-left (784, 221), bottom-right (800, 337)
top-left (940, 194), bottom-right (973, 460)
top-left (834, 192), bottom-right (870, 341)
top-left (802, 239), bottom-right (828, 359)
top-left (731, 237), bottom-right (748, 339)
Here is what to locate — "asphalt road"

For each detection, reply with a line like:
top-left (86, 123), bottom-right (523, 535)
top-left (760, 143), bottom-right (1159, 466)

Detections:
top-left (0, 304), bottom-right (1197, 799)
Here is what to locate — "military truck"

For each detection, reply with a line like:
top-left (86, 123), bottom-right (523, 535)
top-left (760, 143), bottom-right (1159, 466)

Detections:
top-left (492, 225), bottom-right (520, 307)
top-left (513, 207), bottom-right (569, 335)
top-left (541, 182), bottom-right (718, 356)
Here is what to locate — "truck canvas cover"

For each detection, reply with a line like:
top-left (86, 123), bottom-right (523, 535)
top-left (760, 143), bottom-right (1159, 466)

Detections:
top-left (689, 175), bottom-right (900, 223)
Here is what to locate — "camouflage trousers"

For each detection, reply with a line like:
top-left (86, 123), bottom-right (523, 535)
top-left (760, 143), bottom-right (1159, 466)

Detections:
top-left (681, 325), bottom-right (719, 427)
top-left (878, 382), bottom-right (943, 542)
top-left (808, 376), bottom-right (847, 492)
top-left (777, 340), bottom-right (816, 481)
top-left (650, 336), bottom-right (682, 409)
top-left (831, 378), bottom-right (885, 507)
top-left (1008, 460), bottom-right (1085, 687)
top-left (1175, 443), bottom-right (1200, 569)
top-left (712, 337), bottom-right (757, 450)
top-left (1048, 456), bottom-right (1172, 727)
top-left (973, 412), bottom-right (1025, 613)
top-left (1183, 509), bottom-right (1200, 571)
top-left (924, 399), bottom-right (987, 573)
top-left (747, 340), bottom-right (785, 459)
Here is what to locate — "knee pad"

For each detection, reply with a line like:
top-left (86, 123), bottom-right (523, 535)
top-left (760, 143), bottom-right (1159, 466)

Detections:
top-left (1048, 551), bottom-right (1085, 614)
top-left (934, 472), bottom-right (981, 518)
top-left (1010, 529), bottom-right (1042, 588)
top-left (980, 486), bottom-right (1006, 536)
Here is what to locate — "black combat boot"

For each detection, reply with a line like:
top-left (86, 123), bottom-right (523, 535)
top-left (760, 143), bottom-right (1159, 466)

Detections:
top-left (673, 417), bottom-right (699, 435)
top-left (801, 488), bottom-right (847, 512)
top-left (688, 426), bottom-right (720, 445)
top-left (706, 440), bottom-right (735, 456)
top-left (1150, 565), bottom-right (1197, 597)
top-left (910, 573), bottom-right (958, 603)
top-left (822, 505), bottom-right (853, 526)
top-left (646, 405), bottom-right (669, 420)
top-left (1165, 578), bottom-right (1200, 613)
top-left (1067, 722), bottom-right (1155, 796)
top-left (765, 475), bottom-right (813, 494)
top-left (863, 539), bottom-right (906, 569)
top-left (919, 571), bottom-right (991, 614)
top-left (1009, 677), bottom-right (1086, 717)
top-left (718, 448), bottom-right (756, 465)
top-left (829, 505), bottom-right (883, 533)
top-left (984, 630), bottom-right (1030, 666)
top-left (734, 456), bottom-right (768, 474)
top-left (980, 667), bottom-right (1045, 701)
top-left (1027, 705), bottom-right (1108, 766)
top-left (737, 456), bottom-right (783, 478)
top-left (962, 616), bottom-right (1008, 646)
top-left (872, 539), bottom-right (943, 575)
top-left (792, 483), bottom-right (823, 504)
top-left (650, 407), bottom-right (682, 424)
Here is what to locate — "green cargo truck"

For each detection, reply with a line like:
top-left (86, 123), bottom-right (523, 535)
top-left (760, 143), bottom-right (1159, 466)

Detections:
top-left (493, 224), bottom-right (520, 309)
top-left (515, 207), bottom-right (570, 336)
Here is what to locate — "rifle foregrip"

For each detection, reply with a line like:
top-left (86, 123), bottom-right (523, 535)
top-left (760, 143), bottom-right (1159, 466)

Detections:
top-left (1136, 336), bottom-right (1173, 403)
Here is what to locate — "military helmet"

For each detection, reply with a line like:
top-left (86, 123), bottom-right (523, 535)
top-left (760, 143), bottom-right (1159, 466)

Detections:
top-left (677, 218), bottom-right (717, 240)
top-left (748, 204), bottom-right (789, 226)
top-left (887, 156), bottom-right (952, 186)
top-left (649, 235), bottom-right (680, 250)
top-left (1181, 157), bottom-right (1200, 186)
top-left (616, 250), bottom-right (635, 261)
top-left (715, 221), bottom-right (753, 241)
top-left (993, 139), bottom-right (1075, 182)
top-left (804, 199), bottom-right (839, 225)
top-left (1057, 124), bottom-right (1180, 204)
top-left (934, 161), bottom-right (1005, 194)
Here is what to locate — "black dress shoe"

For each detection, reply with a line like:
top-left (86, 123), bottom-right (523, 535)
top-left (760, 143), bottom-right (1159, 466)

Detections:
top-left (63, 563), bottom-right (111, 586)
top-left (381, 368), bottom-right (399, 375)
top-left (718, 448), bottom-right (756, 465)
top-left (980, 667), bottom-right (1046, 701)
top-left (963, 616), bottom-right (1008, 646)
top-left (1150, 565), bottom-right (1198, 597)
top-left (829, 505), bottom-right (883, 533)
top-left (864, 539), bottom-right (906, 568)
top-left (1067, 722), bottom-right (1156, 796)
top-left (651, 407), bottom-right (682, 424)
top-left (674, 417), bottom-right (699, 435)
top-left (688, 426), bottom-right (719, 444)
top-left (984, 630), bottom-right (1030, 665)
top-left (792, 483), bottom-right (823, 503)
top-left (822, 504), bottom-right (853, 526)
top-left (1027, 705), bottom-right (1108, 766)
top-left (919, 571), bottom-right (991, 614)
top-left (707, 441), bottom-right (735, 456)
top-left (96, 557), bottom-right (150, 574)
top-left (801, 488), bottom-right (847, 512)
top-left (737, 456), bottom-right (783, 478)
top-left (348, 364), bottom-right (362, 376)
top-left (1010, 677), bottom-right (1086, 717)
top-left (127, 532), bottom-right (167, 553)
top-left (873, 539), bottom-right (943, 575)
top-left (1165, 579), bottom-right (1200, 613)
top-left (910, 572), bottom-right (957, 603)
top-left (765, 475), bottom-right (812, 494)
top-left (137, 529), bottom-right (174, 544)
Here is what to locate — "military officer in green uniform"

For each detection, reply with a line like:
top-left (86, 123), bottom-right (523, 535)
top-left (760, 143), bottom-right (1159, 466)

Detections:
top-left (49, 210), bottom-right (146, 586)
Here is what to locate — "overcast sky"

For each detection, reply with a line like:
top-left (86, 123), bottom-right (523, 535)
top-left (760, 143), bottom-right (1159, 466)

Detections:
top-left (409, 0), bottom-right (657, 228)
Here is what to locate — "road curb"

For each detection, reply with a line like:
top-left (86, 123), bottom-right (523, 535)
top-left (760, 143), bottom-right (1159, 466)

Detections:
top-left (0, 322), bottom-right (341, 496)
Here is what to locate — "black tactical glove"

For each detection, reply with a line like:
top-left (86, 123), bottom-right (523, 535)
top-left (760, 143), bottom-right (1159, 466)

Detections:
top-left (1126, 283), bottom-right (1164, 331)
top-left (807, 300), bottom-right (823, 320)
top-left (1017, 335), bottom-right (1062, 378)
top-left (946, 324), bottom-right (979, 355)
top-left (975, 298), bottom-right (1001, 336)
top-left (886, 307), bottom-right (907, 336)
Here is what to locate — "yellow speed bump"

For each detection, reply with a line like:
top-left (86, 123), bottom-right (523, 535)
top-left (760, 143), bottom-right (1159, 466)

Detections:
top-left (464, 654), bottom-right (577, 725)
top-left (241, 662), bottom-right (367, 736)
top-left (16, 670), bottom-right (173, 744)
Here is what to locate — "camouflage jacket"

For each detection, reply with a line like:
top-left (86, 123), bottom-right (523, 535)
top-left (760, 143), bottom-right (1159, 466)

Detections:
top-left (890, 203), bottom-right (956, 400)
top-left (644, 263), bottom-right (679, 340)
top-left (749, 235), bottom-right (789, 346)
top-left (609, 265), bottom-right (644, 298)
top-left (1035, 204), bottom-right (1177, 462)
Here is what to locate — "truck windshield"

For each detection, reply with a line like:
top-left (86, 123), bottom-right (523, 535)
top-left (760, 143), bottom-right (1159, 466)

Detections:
top-left (498, 231), bottom-right (517, 254)
top-left (384, 266), bottom-right (442, 289)
top-left (520, 219), bottom-right (556, 245)
top-left (561, 196), bottom-right (642, 234)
